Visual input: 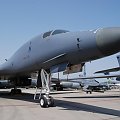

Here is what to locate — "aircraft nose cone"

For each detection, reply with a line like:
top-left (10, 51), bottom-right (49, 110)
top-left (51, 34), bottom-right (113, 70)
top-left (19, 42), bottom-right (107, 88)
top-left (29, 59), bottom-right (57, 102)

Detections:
top-left (96, 27), bottom-right (120, 56)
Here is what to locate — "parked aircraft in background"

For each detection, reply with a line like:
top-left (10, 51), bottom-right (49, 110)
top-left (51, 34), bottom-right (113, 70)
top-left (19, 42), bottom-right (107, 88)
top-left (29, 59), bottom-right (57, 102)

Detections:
top-left (0, 27), bottom-right (120, 107)
top-left (94, 54), bottom-right (120, 81)
top-left (0, 80), bottom-right (13, 89)
top-left (95, 54), bottom-right (120, 74)
top-left (51, 77), bottom-right (109, 93)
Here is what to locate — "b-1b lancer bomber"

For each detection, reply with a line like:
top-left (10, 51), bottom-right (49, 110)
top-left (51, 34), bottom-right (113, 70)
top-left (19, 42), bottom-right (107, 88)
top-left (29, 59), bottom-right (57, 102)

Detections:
top-left (0, 27), bottom-right (120, 107)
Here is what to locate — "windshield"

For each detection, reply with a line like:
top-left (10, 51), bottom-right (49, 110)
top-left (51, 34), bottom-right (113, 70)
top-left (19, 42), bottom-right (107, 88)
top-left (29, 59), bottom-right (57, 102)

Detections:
top-left (43, 31), bottom-right (52, 38)
top-left (43, 29), bottom-right (69, 38)
top-left (52, 29), bottom-right (69, 35)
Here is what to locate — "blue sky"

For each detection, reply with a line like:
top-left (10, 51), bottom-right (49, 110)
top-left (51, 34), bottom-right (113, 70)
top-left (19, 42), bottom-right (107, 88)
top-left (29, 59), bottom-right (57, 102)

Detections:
top-left (0, 0), bottom-right (120, 78)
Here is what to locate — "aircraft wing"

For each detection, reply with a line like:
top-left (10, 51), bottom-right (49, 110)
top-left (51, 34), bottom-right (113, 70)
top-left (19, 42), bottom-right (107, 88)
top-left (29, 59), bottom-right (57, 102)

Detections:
top-left (95, 67), bottom-right (120, 74)
top-left (67, 73), bottom-right (120, 80)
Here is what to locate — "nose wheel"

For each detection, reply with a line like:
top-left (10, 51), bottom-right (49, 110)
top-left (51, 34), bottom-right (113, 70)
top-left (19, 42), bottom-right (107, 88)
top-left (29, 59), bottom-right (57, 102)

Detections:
top-left (40, 95), bottom-right (54, 108)
top-left (34, 69), bottom-right (54, 108)
top-left (40, 95), bottom-right (48, 108)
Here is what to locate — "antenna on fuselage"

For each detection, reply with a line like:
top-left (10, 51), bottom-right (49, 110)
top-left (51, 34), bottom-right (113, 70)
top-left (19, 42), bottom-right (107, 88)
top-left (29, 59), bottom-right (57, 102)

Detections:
top-left (5, 59), bottom-right (7, 61)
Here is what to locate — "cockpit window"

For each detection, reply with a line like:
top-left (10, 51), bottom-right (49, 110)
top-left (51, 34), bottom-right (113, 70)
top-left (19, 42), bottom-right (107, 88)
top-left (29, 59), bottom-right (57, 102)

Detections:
top-left (52, 30), bottom-right (69, 35)
top-left (43, 30), bottom-right (52, 38)
top-left (43, 30), bottom-right (69, 38)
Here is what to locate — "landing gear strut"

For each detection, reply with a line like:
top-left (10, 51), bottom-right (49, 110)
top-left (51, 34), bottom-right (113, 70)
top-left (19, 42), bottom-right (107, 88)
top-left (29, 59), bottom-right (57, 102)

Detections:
top-left (34, 69), bottom-right (54, 108)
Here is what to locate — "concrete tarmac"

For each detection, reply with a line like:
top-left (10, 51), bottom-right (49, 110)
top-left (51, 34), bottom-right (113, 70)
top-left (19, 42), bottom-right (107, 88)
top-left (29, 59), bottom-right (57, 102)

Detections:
top-left (0, 89), bottom-right (120, 120)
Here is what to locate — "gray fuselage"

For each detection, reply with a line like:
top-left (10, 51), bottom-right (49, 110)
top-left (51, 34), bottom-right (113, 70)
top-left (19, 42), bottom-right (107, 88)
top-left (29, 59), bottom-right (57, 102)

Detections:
top-left (0, 27), bottom-right (120, 75)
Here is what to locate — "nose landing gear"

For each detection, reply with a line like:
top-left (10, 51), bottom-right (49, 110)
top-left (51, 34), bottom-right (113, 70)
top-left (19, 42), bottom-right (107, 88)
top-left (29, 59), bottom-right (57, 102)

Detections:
top-left (34, 69), bottom-right (54, 108)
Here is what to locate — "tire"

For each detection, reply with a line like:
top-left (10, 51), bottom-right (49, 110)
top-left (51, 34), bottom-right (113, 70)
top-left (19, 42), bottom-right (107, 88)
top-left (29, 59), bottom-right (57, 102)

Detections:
top-left (16, 89), bottom-right (22, 94)
top-left (11, 89), bottom-right (15, 94)
top-left (10, 89), bottom-right (22, 94)
top-left (40, 95), bottom-right (48, 108)
top-left (48, 96), bottom-right (54, 107)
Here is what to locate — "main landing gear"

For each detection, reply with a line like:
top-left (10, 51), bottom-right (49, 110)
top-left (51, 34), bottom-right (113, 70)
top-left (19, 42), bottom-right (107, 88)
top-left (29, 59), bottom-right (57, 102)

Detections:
top-left (10, 88), bottom-right (22, 94)
top-left (34, 69), bottom-right (54, 108)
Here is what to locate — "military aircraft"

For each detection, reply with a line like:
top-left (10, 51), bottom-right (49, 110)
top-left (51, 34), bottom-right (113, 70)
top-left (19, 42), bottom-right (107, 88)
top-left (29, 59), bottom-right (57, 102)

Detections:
top-left (0, 80), bottom-right (13, 89)
top-left (51, 77), bottom-right (108, 93)
top-left (0, 27), bottom-right (120, 107)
